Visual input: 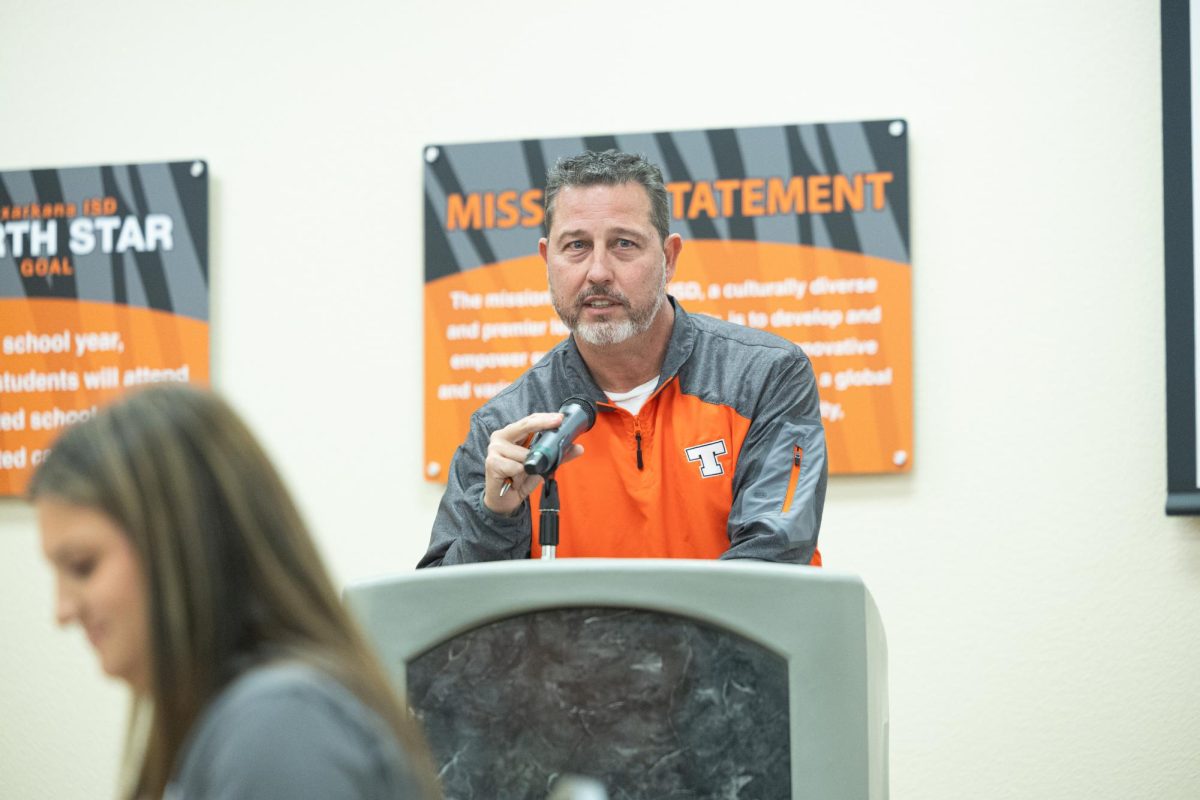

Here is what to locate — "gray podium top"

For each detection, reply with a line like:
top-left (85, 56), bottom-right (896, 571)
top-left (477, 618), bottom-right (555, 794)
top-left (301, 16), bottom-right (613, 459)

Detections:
top-left (346, 560), bottom-right (887, 800)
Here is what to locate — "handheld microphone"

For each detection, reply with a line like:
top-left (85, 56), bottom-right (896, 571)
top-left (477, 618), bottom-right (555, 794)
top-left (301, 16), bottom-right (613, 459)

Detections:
top-left (523, 397), bottom-right (597, 476)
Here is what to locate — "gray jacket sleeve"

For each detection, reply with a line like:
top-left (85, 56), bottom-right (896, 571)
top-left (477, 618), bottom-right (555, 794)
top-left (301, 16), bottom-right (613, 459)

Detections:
top-left (418, 411), bottom-right (533, 567)
top-left (721, 352), bottom-right (827, 563)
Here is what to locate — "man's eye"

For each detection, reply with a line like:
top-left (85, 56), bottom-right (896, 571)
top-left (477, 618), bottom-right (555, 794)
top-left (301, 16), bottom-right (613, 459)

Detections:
top-left (566, 241), bottom-right (586, 251)
top-left (69, 559), bottom-right (96, 579)
top-left (615, 239), bottom-right (636, 248)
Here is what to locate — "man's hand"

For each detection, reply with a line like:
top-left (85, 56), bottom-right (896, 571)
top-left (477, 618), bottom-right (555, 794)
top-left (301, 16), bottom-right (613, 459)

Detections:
top-left (483, 412), bottom-right (584, 515)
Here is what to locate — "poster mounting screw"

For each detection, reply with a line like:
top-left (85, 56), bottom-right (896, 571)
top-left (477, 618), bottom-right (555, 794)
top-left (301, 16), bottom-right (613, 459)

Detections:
top-left (892, 450), bottom-right (908, 467)
top-left (426, 461), bottom-right (441, 478)
top-left (424, 146), bottom-right (440, 164)
top-left (190, 161), bottom-right (205, 177)
top-left (888, 121), bottom-right (905, 137)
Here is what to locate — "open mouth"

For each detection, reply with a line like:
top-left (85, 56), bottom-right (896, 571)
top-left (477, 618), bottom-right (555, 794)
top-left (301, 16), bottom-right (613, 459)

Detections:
top-left (579, 292), bottom-right (627, 311)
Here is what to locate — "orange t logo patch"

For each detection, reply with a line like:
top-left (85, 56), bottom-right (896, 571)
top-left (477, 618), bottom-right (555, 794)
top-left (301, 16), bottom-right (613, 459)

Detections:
top-left (685, 439), bottom-right (728, 478)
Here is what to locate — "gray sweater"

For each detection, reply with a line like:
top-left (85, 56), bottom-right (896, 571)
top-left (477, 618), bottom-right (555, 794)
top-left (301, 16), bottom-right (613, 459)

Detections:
top-left (166, 662), bottom-right (425, 799)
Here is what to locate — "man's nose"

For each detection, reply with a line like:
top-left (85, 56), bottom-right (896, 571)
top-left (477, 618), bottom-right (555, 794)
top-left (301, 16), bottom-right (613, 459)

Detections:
top-left (584, 250), bottom-right (614, 284)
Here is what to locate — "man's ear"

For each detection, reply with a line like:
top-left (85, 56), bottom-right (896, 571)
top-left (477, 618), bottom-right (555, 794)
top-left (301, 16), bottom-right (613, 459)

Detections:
top-left (663, 233), bottom-right (683, 281)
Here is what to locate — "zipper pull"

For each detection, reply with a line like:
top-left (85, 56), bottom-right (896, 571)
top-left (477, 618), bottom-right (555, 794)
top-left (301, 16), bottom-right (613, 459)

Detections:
top-left (635, 431), bottom-right (644, 470)
top-left (782, 445), bottom-right (804, 514)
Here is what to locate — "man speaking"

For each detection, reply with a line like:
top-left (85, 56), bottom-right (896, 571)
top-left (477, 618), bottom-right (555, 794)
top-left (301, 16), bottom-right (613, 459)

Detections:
top-left (419, 151), bottom-right (826, 567)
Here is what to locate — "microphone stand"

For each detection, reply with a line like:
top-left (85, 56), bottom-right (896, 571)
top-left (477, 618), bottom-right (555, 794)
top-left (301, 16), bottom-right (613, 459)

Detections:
top-left (540, 470), bottom-right (559, 560)
top-left (524, 397), bottom-right (595, 562)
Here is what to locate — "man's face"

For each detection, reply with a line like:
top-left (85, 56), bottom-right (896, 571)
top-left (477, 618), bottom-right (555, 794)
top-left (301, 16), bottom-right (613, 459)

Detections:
top-left (540, 183), bottom-right (681, 346)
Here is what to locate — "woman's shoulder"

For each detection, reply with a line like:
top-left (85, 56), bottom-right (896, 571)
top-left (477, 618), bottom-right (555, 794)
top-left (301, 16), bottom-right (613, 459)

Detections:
top-left (169, 661), bottom-right (422, 799)
top-left (212, 661), bottom-right (363, 717)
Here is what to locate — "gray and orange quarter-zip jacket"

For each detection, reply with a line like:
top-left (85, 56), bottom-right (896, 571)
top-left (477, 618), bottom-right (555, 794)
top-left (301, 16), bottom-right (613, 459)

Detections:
top-left (418, 299), bottom-right (827, 567)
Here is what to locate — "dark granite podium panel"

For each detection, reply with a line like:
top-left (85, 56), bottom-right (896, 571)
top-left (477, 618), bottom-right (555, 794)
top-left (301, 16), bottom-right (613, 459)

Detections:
top-left (407, 606), bottom-right (790, 799)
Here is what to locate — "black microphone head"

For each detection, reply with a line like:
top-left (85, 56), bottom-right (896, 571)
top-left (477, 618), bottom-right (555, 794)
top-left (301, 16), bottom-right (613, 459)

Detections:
top-left (559, 396), bottom-right (597, 431)
top-left (522, 397), bottom-right (598, 476)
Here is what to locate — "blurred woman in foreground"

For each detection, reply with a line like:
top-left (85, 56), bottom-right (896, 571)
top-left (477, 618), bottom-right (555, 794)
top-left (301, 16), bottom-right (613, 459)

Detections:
top-left (30, 385), bottom-right (440, 799)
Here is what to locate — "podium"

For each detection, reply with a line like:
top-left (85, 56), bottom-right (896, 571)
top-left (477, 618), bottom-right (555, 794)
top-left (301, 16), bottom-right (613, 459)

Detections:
top-left (345, 560), bottom-right (887, 800)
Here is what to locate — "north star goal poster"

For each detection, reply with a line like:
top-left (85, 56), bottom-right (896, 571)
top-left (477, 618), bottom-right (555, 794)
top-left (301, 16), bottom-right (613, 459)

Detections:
top-left (423, 121), bottom-right (910, 479)
top-left (0, 160), bottom-right (209, 495)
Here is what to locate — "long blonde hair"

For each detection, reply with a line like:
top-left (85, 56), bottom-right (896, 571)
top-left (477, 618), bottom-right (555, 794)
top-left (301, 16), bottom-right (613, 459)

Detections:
top-left (29, 385), bottom-right (440, 798)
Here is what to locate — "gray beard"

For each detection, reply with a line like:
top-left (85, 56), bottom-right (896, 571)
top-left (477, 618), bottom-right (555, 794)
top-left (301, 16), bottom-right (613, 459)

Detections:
top-left (555, 261), bottom-right (668, 346)
top-left (572, 291), bottom-right (665, 346)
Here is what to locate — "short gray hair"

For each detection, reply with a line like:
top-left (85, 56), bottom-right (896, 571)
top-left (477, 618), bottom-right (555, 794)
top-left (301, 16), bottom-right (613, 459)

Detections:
top-left (543, 150), bottom-right (671, 243)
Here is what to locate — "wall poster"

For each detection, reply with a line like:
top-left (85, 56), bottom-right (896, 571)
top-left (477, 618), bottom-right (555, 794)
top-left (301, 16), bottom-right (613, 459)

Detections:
top-left (423, 122), bottom-right (910, 480)
top-left (0, 160), bottom-right (209, 495)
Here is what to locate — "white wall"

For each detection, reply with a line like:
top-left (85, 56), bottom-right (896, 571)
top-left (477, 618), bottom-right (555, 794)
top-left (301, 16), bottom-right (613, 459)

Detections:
top-left (4, 0), bottom-right (1198, 797)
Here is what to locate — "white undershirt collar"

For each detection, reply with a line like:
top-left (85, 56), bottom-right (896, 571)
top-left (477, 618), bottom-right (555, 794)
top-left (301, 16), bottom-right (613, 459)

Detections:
top-left (604, 375), bottom-right (659, 416)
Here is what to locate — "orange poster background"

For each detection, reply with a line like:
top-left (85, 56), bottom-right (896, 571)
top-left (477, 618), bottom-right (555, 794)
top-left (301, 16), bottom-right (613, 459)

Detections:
top-left (424, 240), bottom-right (911, 479)
top-left (0, 298), bottom-right (210, 495)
